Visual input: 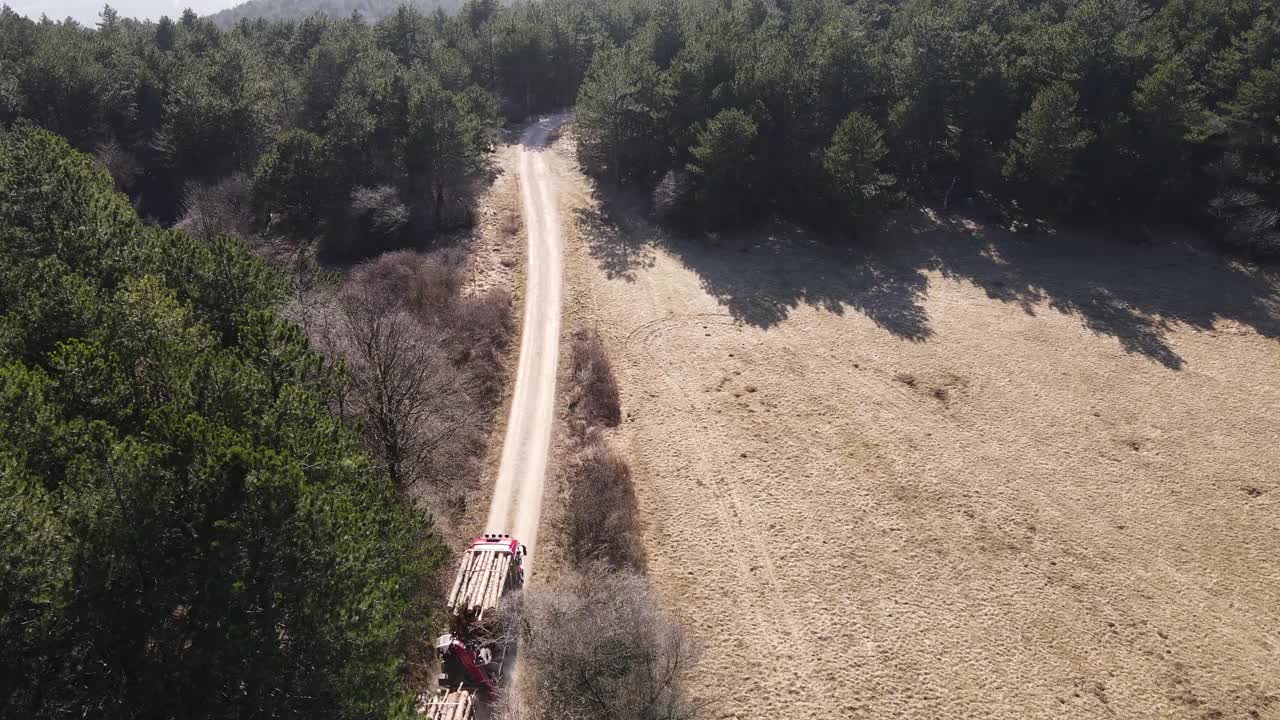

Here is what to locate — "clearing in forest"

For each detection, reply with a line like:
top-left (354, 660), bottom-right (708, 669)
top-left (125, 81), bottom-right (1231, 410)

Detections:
top-left (552, 132), bottom-right (1280, 719)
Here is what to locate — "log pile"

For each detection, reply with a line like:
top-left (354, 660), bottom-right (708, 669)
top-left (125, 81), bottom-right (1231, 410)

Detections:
top-left (421, 688), bottom-right (475, 720)
top-left (446, 545), bottom-right (514, 621)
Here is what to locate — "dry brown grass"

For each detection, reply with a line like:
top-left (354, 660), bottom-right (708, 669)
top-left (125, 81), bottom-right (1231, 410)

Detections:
top-left (556, 124), bottom-right (1280, 718)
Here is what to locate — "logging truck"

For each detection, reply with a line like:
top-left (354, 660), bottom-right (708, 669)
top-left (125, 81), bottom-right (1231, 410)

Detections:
top-left (420, 534), bottom-right (527, 720)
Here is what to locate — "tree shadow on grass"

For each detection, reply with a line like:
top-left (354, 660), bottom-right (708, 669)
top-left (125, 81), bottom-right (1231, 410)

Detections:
top-left (574, 203), bottom-right (656, 282)
top-left (666, 223), bottom-right (935, 341)
top-left (577, 186), bottom-right (1280, 369)
top-left (916, 216), bottom-right (1280, 369)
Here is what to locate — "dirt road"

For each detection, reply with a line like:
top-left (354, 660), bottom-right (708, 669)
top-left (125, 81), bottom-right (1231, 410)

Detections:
top-left (485, 115), bottom-right (567, 570)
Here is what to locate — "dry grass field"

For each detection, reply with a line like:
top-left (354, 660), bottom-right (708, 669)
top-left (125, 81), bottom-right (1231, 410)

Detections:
top-left (551, 131), bottom-right (1280, 719)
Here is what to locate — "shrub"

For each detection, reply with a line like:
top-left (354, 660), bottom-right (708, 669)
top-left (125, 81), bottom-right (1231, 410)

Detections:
top-left (309, 249), bottom-right (512, 498)
top-left (515, 567), bottom-right (700, 720)
top-left (346, 248), bottom-right (468, 319)
top-left (175, 173), bottom-right (254, 243)
top-left (555, 436), bottom-right (644, 572)
top-left (351, 184), bottom-right (410, 242)
top-left (652, 168), bottom-right (694, 225)
top-left (555, 326), bottom-right (639, 570)
top-left (567, 327), bottom-right (621, 431)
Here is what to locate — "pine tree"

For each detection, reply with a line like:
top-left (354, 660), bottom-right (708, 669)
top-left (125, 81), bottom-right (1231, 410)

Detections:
top-left (822, 112), bottom-right (896, 217)
top-left (1003, 81), bottom-right (1094, 189)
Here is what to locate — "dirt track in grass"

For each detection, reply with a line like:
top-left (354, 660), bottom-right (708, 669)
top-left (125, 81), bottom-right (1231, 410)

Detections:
top-left (548, 126), bottom-right (1280, 719)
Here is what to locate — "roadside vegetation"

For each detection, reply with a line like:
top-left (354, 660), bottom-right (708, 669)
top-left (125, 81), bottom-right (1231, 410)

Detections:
top-left (508, 326), bottom-right (697, 720)
top-left (515, 568), bottom-right (700, 720)
top-left (306, 249), bottom-right (514, 508)
top-left (556, 327), bottom-right (640, 571)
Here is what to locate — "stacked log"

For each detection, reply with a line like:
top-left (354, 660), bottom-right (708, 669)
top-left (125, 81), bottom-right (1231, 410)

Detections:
top-left (446, 547), bottom-right (513, 620)
top-left (422, 688), bottom-right (475, 720)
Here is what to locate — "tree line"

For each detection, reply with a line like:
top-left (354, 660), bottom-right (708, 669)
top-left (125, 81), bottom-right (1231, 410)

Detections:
top-left (0, 2), bottom-right (507, 258)
top-left (564, 0), bottom-right (1280, 254)
top-left (4, 0), bottom-right (1279, 254)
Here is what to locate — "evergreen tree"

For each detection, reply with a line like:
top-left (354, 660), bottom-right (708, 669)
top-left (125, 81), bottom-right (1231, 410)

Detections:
top-left (687, 107), bottom-right (757, 227)
top-left (822, 112), bottom-right (896, 218)
top-left (0, 125), bottom-right (442, 720)
top-left (1004, 81), bottom-right (1094, 191)
top-left (575, 45), bottom-right (663, 185)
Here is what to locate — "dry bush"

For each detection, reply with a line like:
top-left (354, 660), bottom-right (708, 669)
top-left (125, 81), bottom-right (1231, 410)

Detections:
top-left (345, 249), bottom-right (515, 409)
top-left (567, 327), bottom-right (621, 431)
top-left (449, 288), bottom-right (516, 408)
top-left (555, 326), bottom-right (641, 570)
top-left (1210, 187), bottom-right (1280, 257)
top-left (93, 138), bottom-right (140, 192)
top-left (176, 173), bottom-right (255, 242)
top-left (554, 435), bottom-right (644, 572)
top-left (306, 248), bottom-right (513, 500)
top-left (515, 566), bottom-right (700, 720)
top-left (652, 169), bottom-right (694, 225)
top-left (346, 248), bottom-right (468, 318)
top-left (350, 184), bottom-right (410, 236)
top-left (333, 291), bottom-right (476, 494)
top-left (499, 209), bottom-right (521, 239)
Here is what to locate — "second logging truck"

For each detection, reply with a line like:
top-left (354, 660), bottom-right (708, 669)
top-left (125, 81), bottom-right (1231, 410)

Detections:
top-left (420, 534), bottom-right (526, 720)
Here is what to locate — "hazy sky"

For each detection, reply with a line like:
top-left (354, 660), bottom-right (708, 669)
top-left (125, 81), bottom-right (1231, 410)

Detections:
top-left (9, 0), bottom-right (241, 25)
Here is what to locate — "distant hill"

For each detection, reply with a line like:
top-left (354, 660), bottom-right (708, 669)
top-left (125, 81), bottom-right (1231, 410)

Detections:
top-left (208, 0), bottom-right (463, 26)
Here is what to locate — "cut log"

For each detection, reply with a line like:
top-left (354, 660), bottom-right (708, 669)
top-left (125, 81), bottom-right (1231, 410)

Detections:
top-left (460, 551), bottom-right (486, 611)
top-left (446, 553), bottom-right (469, 611)
top-left (468, 552), bottom-right (493, 611)
top-left (485, 555), bottom-right (511, 616)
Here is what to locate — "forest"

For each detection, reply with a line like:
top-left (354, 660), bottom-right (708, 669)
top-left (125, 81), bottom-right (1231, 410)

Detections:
top-left (565, 0), bottom-right (1280, 250)
top-left (2, 0), bottom-right (1279, 717)
top-left (3, 0), bottom-right (1279, 251)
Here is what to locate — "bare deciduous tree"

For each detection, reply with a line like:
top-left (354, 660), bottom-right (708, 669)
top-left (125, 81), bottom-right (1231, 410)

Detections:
top-left (94, 138), bottom-right (140, 192)
top-left (176, 174), bottom-right (255, 243)
top-left (513, 567), bottom-right (701, 720)
top-left (351, 184), bottom-right (410, 239)
top-left (335, 290), bottom-right (474, 494)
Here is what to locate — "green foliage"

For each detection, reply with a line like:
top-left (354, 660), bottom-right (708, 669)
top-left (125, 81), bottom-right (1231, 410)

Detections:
top-left (209, 0), bottom-right (467, 28)
top-left (562, 0), bottom-right (1280, 240)
top-left (823, 112), bottom-right (896, 217)
top-left (575, 45), bottom-right (665, 185)
top-left (6, 0), bottom-right (1280, 242)
top-left (254, 129), bottom-right (334, 233)
top-left (1004, 82), bottom-right (1094, 189)
top-left (1, 7), bottom-right (499, 253)
top-left (687, 107), bottom-right (757, 227)
top-left (0, 125), bottom-right (442, 720)
top-left (1226, 61), bottom-right (1280, 133)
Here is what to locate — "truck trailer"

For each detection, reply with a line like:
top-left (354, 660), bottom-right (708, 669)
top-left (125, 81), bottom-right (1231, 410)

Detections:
top-left (420, 534), bottom-right (527, 720)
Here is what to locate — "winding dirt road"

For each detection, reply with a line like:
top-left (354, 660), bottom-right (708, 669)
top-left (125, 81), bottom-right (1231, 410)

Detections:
top-left (485, 115), bottom-right (567, 571)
